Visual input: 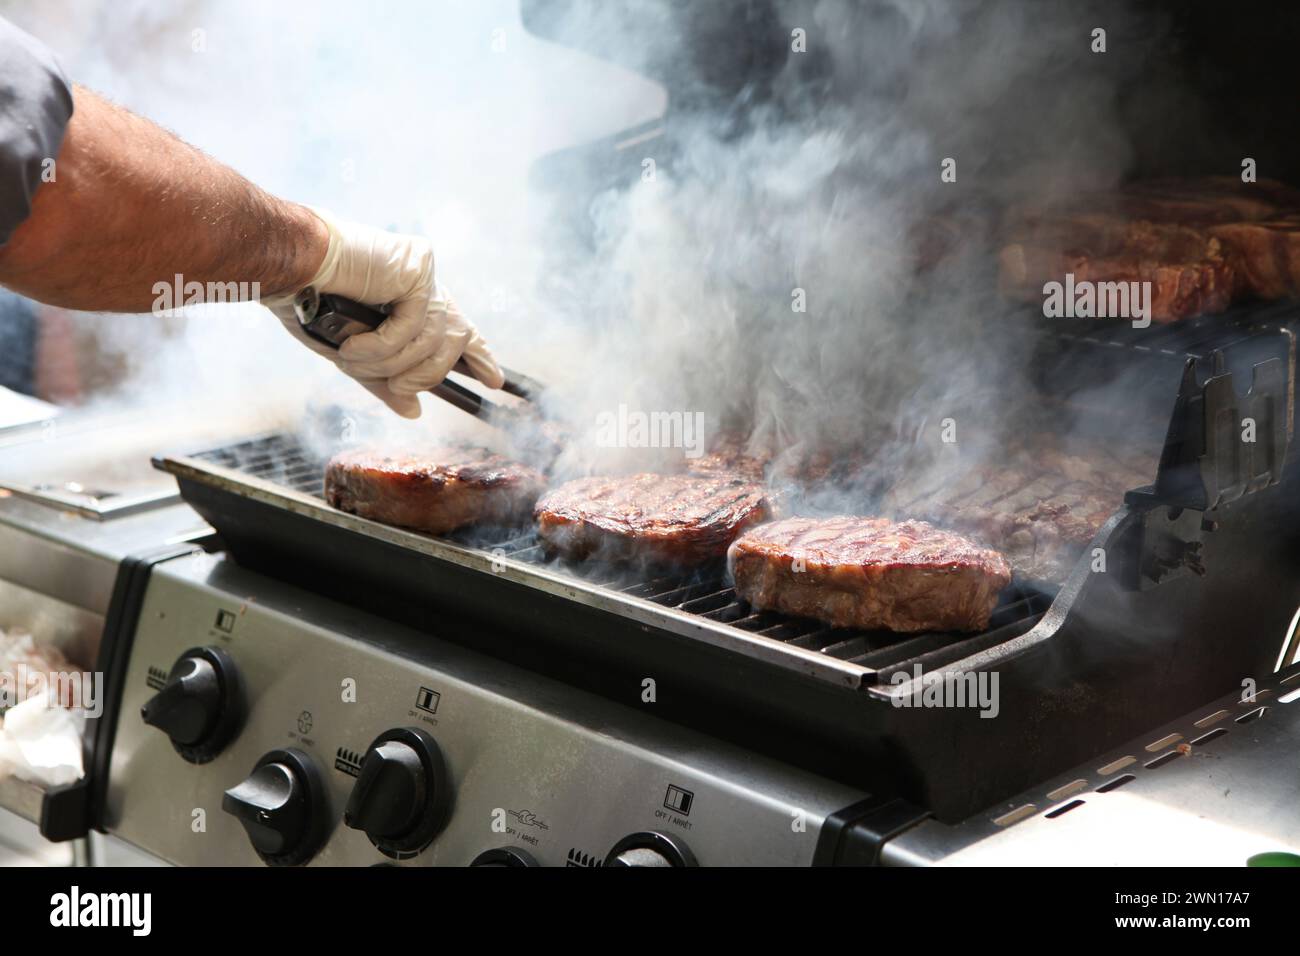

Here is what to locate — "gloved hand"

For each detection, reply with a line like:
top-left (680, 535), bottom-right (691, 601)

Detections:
top-left (264, 208), bottom-right (504, 419)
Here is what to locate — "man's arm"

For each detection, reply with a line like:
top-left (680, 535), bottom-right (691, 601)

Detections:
top-left (0, 32), bottom-right (503, 418)
top-left (0, 85), bottom-right (327, 311)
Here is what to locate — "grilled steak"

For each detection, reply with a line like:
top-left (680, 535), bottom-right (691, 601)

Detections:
top-left (999, 220), bottom-right (1237, 323)
top-left (728, 517), bottom-right (1011, 633)
top-left (883, 443), bottom-right (1155, 583)
top-left (1208, 214), bottom-right (1300, 300)
top-left (535, 473), bottom-right (771, 565)
top-left (686, 449), bottom-right (768, 483)
top-left (1000, 177), bottom-right (1300, 321)
top-left (325, 447), bottom-right (545, 535)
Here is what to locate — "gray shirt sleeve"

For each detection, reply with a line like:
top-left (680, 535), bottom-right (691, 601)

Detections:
top-left (0, 18), bottom-right (73, 246)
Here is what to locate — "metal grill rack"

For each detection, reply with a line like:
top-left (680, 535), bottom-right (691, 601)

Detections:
top-left (166, 304), bottom-right (1300, 691)
top-left (181, 433), bottom-right (1052, 686)
top-left (460, 525), bottom-right (1052, 683)
top-left (150, 304), bottom-right (1300, 818)
top-left (1035, 298), bottom-right (1299, 360)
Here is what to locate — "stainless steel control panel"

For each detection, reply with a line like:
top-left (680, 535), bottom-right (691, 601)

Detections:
top-left (104, 552), bottom-right (867, 866)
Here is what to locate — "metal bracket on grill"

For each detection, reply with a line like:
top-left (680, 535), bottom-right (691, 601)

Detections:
top-left (1128, 505), bottom-right (1209, 590)
top-left (1131, 340), bottom-right (1293, 513)
top-left (1124, 331), bottom-right (1294, 588)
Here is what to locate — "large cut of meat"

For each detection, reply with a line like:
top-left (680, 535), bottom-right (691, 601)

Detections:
top-left (1207, 214), bottom-right (1300, 300)
top-left (728, 517), bottom-right (1011, 633)
top-left (1000, 177), bottom-right (1300, 322)
top-left (325, 447), bottom-right (545, 535)
top-left (534, 473), bottom-right (771, 565)
top-left (684, 436), bottom-right (769, 483)
top-left (882, 444), bottom-right (1155, 583)
top-left (1000, 217), bottom-right (1237, 323)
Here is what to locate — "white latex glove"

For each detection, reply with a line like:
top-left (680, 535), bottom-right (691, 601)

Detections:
top-left (265, 208), bottom-right (504, 419)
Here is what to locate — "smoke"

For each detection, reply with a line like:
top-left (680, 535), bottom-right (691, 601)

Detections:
top-left (2, 0), bottom-right (663, 440)
top-left (5, 0), bottom-right (1177, 515)
top-left (530, 1), bottom-right (1174, 502)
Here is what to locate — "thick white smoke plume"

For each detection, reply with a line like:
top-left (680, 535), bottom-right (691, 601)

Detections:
top-left (531, 0), bottom-right (1175, 500)
top-left (6, 0), bottom-right (1178, 500)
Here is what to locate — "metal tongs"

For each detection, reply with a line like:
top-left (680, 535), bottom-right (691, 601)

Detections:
top-left (293, 287), bottom-right (560, 467)
top-left (292, 287), bottom-right (546, 426)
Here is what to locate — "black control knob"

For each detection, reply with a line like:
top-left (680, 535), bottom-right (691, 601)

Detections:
top-left (140, 646), bottom-right (243, 763)
top-left (222, 749), bottom-right (329, 866)
top-left (470, 847), bottom-right (538, 867)
top-left (604, 832), bottom-right (697, 867)
top-left (344, 728), bottom-right (450, 859)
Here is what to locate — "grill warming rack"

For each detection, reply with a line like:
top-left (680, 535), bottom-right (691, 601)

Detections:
top-left (1035, 298), bottom-right (1298, 361)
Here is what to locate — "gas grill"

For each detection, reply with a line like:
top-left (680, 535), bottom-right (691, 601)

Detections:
top-left (7, 0), bottom-right (1300, 870)
top-left (176, 431), bottom-right (1055, 689)
top-left (146, 303), bottom-right (1300, 823)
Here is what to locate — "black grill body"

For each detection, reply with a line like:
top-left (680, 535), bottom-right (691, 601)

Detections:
top-left (152, 305), bottom-right (1300, 822)
top-left (159, 407), bottom-right (1300, 822)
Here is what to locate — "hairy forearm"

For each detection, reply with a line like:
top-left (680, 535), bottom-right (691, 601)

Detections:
top-left (0, 85), bottom-right (327, 311)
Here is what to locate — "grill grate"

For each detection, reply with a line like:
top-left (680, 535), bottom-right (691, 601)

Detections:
top-left (192, 434), bottom-right (1052, 682)
top-left (1034, 298), bottom-right (1299, 359)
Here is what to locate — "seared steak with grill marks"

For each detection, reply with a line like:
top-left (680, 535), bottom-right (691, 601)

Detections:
top-left (1000, 177), bottom-right (1300, 321)
top-left (686, 450), bottom-right (768, 483)
top-left (999, 220), bottom-right (1237, 323)
top-left (326, 447), bottom-right (545, 535)
top-left (535, 473), bottom-right (771, 565)
top-left (882, 444), bottom-right (1154, 583)
top-left (728, 517), bottom-right (1011, 633)
top-left (1208, 214), bottom-right (1300, 300)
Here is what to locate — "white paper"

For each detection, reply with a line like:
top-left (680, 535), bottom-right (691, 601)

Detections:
top-left (0, 695), bottom-right (85, 787)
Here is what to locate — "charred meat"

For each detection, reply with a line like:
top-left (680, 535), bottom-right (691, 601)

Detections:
top-left (883, 445), bottom-right (1153, 583)
top-left (325, 447), bottom-right (545, 535)
top-left (1000, 176), bottom-right (1300, 322)
top-left (1000, 219), bottom-right (1237, 323)
top-left (728, 516), bottom-right (1011, 633)
top-left (535, 472), bottom-right (771, 565)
